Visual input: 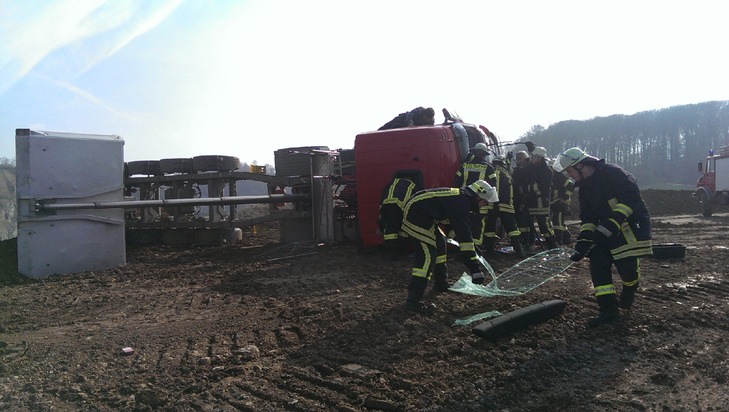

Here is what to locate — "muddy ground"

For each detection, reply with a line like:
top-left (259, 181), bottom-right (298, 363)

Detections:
top-left (0, 190), bottom-right (727, 411)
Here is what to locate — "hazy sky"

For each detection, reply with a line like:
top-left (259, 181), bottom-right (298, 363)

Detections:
top-left (2, 0), bottom-right (727, 165)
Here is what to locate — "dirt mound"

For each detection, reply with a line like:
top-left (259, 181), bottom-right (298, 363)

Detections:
top-left (1, 192), bottom-right (728, 411)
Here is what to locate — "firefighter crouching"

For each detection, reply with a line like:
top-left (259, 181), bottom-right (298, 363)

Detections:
top-left (401, 180), bottom-right (499, 314)
top-left (378, 176), bottom-right (419, 259)
top-left (553, 147), bottom-right (652, 327)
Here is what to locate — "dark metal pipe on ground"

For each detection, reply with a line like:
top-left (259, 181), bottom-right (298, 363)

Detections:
top-left (35, 193), bottom-right (309, 211)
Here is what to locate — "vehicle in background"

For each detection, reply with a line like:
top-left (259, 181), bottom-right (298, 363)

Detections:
top-left (694, 146), bottom-right (729, 216)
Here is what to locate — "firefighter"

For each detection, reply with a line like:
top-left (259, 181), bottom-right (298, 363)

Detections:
top-left (378, 107), bottom-right (436, 130)
top-left (553, 147), bottom-right (652, 327)
top-left (453, 143), bottom-right (497, 250)
top-left (551, 170), bottom-right (575, 245)
top-left (511, 150), bottom-right (532, 250)
top-left (522, 146), bottom-right (559, 250)
top-left (378, 176), bottom-right (419, 259)
top-left (401, 180), bottom-right (498, 314)
top-left (483, 155), bottom-right (526, 257)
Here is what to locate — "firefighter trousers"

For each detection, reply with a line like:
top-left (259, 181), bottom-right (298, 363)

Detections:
top-left (588, 245), bottom-right (641, 312)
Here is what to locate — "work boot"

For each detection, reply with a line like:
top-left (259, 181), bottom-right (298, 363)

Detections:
top-left (405, 274), bottom-right (436, 314)
top-left (404, 300), bottom-right (436, 315)
top-left (619, 285), bottom-right (638, 310)
top-left (433, 264), bottom-right (450, 292)
top-left (546, 236), bottom-right (559, 250)
top-left (562, 231), bottom-right (573, 245)
top-left (511, 238), bottom-right (527, 258)
top-left (482, 237), bottom-right (497, 255)
top-left (589, 294), bottom-right (620, 327)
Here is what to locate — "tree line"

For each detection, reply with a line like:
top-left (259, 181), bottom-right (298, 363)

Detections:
top-left (0, 157), bottom-right (15, 170)
top-left (518, 101), bottom-right (729, 187)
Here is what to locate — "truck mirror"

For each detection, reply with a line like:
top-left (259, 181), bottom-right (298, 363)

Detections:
top-left (697, 161), bottom-right (703, 173)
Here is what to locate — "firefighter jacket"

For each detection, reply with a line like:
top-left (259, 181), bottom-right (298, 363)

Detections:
top-left (523, 159), bottom-right (553, 215)
top-left (493, 164), bottom-right (515, 214)
top-left (575, 160), bottom-right (652, 260)
top-left (551, 172), bottom-right (574, 211)
top-left (401, 187), bottom-right (481, 272)
top-left (379, 177), bottom-right (417, 210)
top-left (454, 156), bottom-right (496, 214)
top-left (511, 164), bottom-right (529, 211)
top-left (378, 177), bottom-right (417, 236)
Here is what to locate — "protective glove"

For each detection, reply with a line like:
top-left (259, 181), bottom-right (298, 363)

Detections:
top-left (570, 239), bottom-right (593, 261)
top-left (471, 272), bottom-right (485, 285)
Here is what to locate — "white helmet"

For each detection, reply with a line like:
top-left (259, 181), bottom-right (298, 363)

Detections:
top-left (532, 146), bottom-right (548, 158)
top-left (552, 147), bottom-right (594, 172)
top-left (468, 180), bottom-right (499, 203)
top-left (473, 143), bottom-right (488, 153)
top-left (515, 151), bottom-right (529, 161)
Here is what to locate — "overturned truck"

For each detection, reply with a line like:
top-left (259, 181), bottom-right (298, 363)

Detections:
top-left (273, 109), bottom-right (501, 248)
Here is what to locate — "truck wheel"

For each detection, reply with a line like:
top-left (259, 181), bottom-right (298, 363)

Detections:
top-left (700, 192), bottom-right (712, 217)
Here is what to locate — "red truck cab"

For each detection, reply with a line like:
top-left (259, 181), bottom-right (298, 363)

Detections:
top-left (354, 113), bottom-right (498, 248)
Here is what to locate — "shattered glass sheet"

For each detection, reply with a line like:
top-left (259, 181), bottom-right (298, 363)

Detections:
top-left (449, 248), bottom-right (576, 297)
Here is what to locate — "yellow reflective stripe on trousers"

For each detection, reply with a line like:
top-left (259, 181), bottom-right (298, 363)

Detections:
top-left (580, 222), bottom-right (596, 232)
top-left (401, 220), bottom-right (436, 246)
top-left (411, 242), bottom-right (432, 279)
top-left (459, 241), bottom-right (475, 252)
top-left (611, 239), bottom-right (652, 260)
top-left (594, 284), bottom-right (616, 296)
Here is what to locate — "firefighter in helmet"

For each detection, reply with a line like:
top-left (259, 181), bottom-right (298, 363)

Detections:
top-left (522, 146), bottom-right (559, 250)
top-left (553, 147), bottom-right (652, 327)
top-left (551, 169), bottom-right (575, 245)
top-left (483, 155), bottom-right (526, 257)
top-left (378, 176), bottom-right (419, 259)
top-left (453, 143), bottom-right (497, 250)
top-left (511, 150), bottom-right (532, 250)
top-left (401, 180), bottom-right (498, 314)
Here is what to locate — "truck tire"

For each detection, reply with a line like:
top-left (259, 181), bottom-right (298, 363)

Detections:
top-left (472, 299), bottom-right (566, 341)
top-left (192, 155), bottom-right (240, 173)
top-left (126, 160), bottom-right (160, 176)
top-left (159, 158), bottom-right (193, 174)
top-left (274, 146), bottom-right (329, 177)
top-left (700, 191), bottom-right (712, 217)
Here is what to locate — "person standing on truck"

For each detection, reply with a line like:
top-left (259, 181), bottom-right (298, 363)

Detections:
top-left (511, 150), bottom-right (532, 251)
top-left (522, 147), bottom-right (559, 250)
top-left (401, 180), bottom-right (499, 314)
top-left (378, 176), bottom-right (419, 259)
top-left (378, 107), bottom-right (436, 130)
top-left (551, 170), bottom-right (575, 245)
top-left (453, 143), bottom-right (497, 250)
top-left (483, 155), bottom-right (526, 257)
top-left (553, 147), bottom-right (652, 327)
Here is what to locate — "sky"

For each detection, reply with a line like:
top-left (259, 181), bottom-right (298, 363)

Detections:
top-left (2, 0), bottom-right (728, 166)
